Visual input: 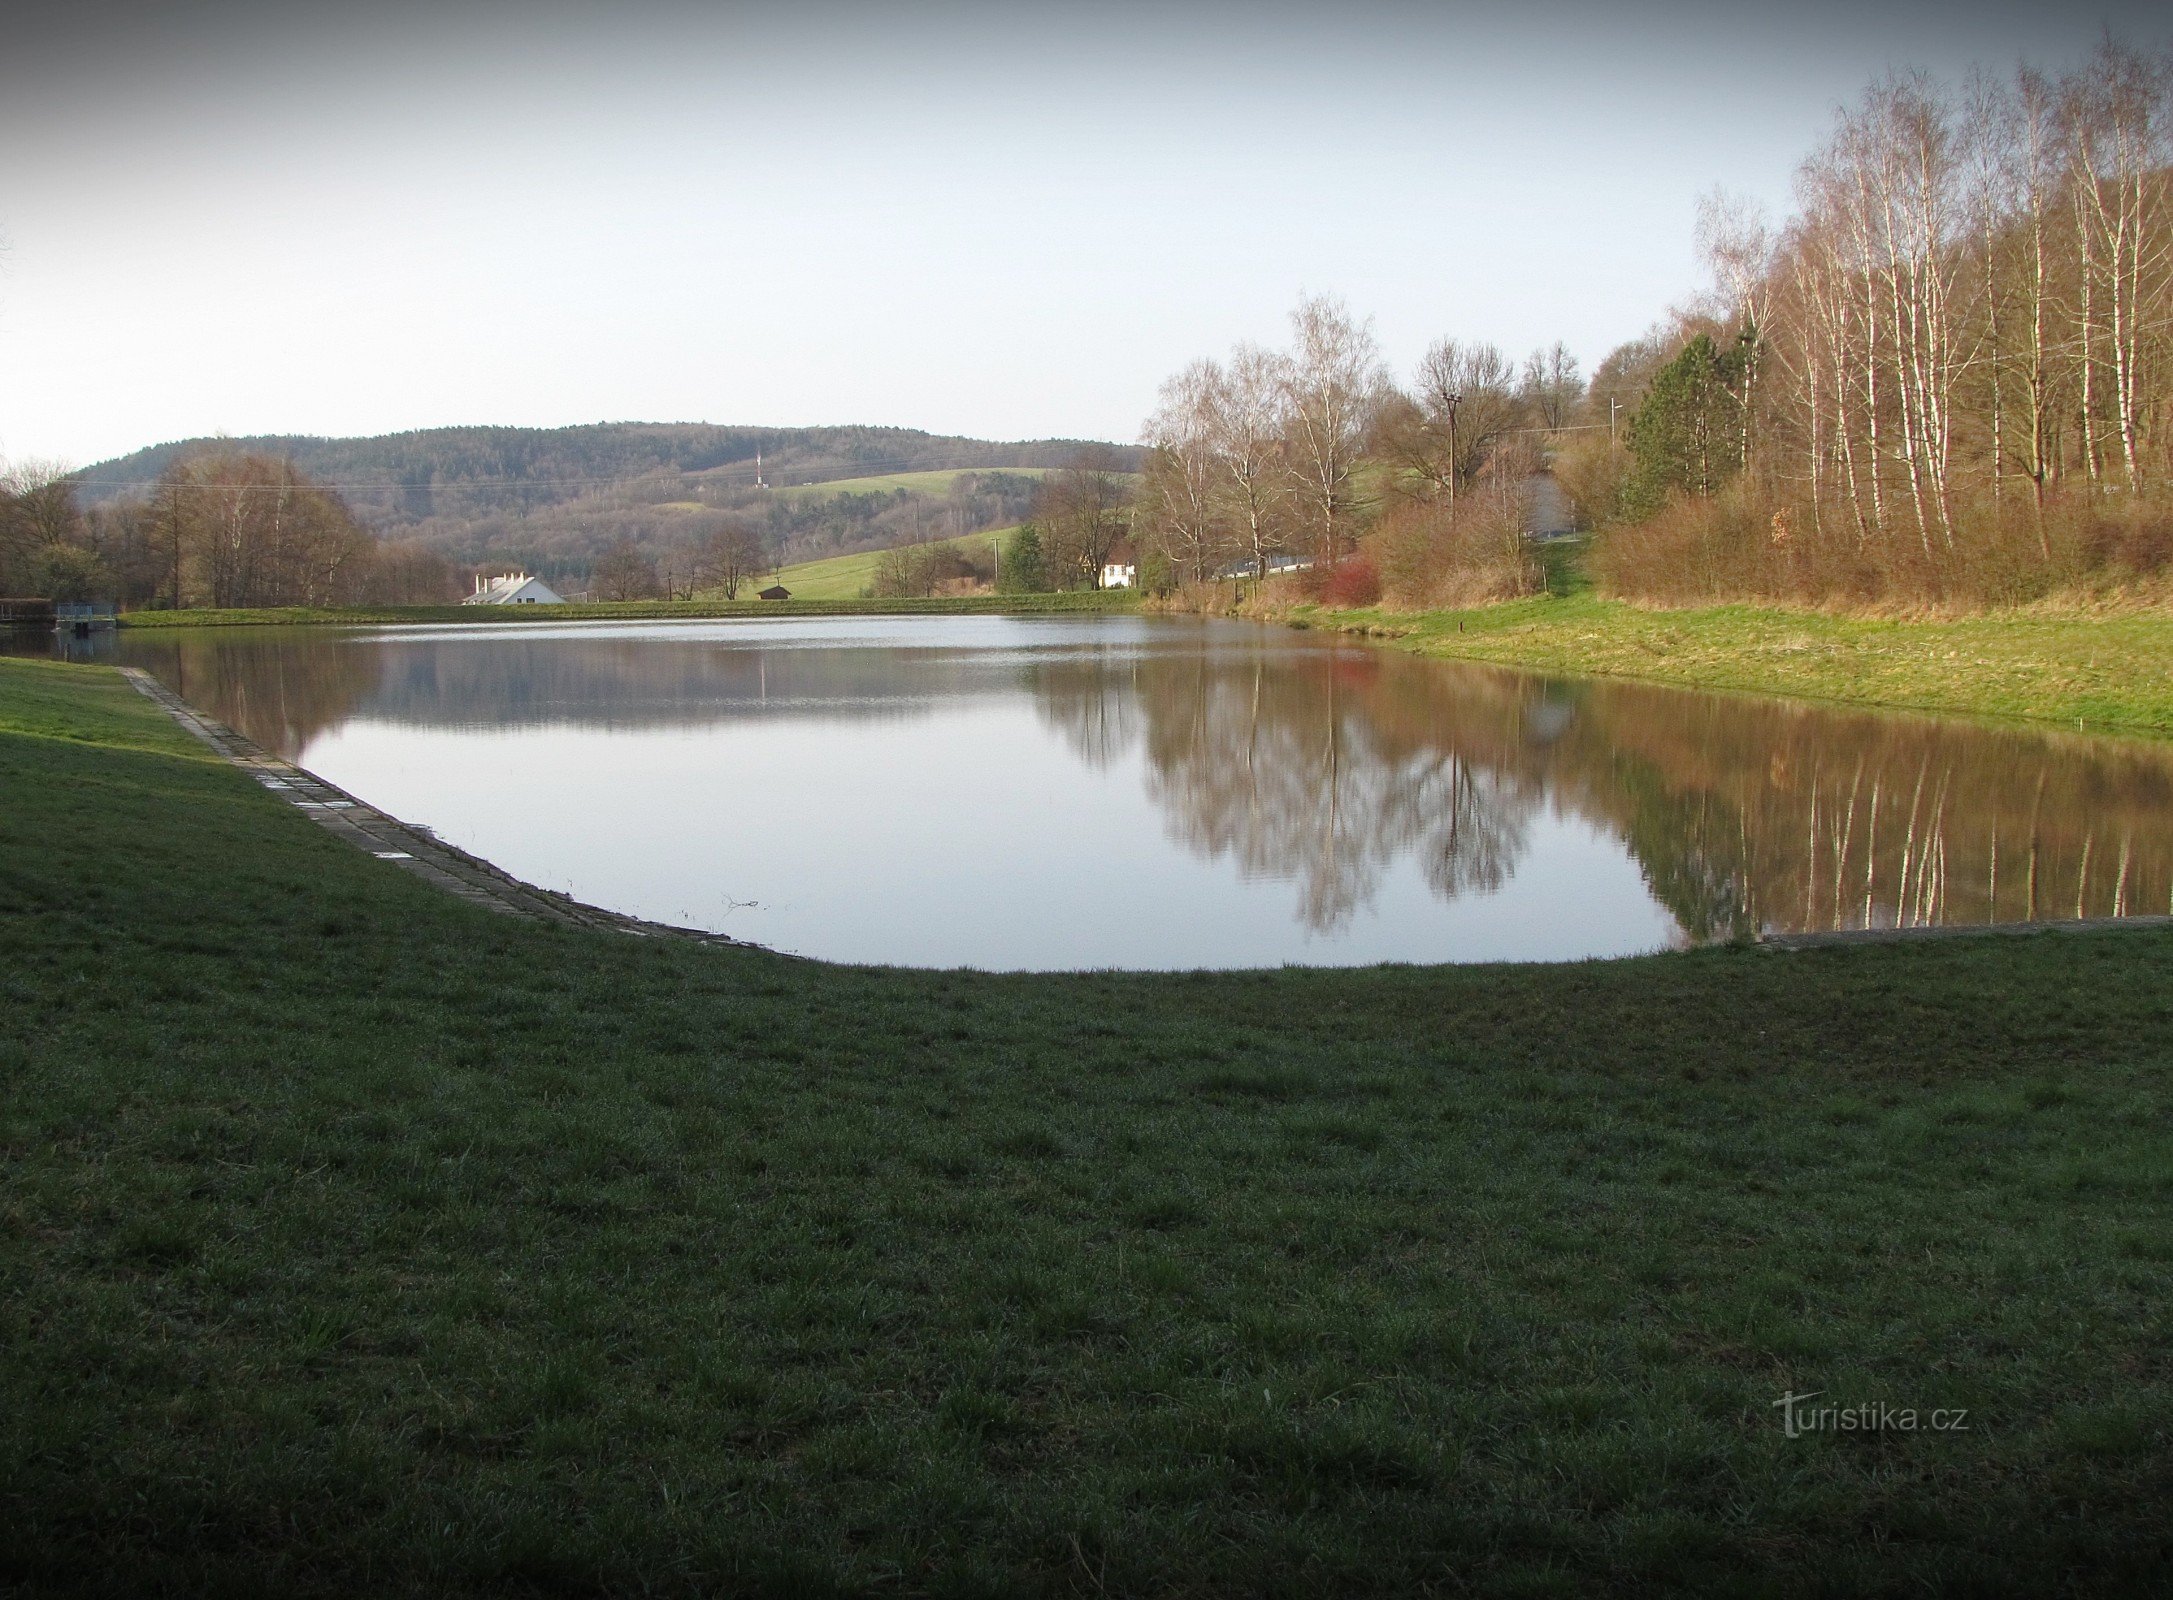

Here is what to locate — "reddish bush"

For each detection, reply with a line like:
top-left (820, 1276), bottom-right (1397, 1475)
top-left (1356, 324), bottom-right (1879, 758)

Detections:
top-left (1319, 553), bottom-right (1382, 608)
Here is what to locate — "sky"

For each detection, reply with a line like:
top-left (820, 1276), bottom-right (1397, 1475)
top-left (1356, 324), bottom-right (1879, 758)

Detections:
top-left (1, 0), bottom-right (2164, 466)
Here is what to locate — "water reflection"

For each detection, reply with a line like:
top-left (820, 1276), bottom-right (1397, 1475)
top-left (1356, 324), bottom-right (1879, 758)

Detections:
top-left (1033, 648), bottom-right (1538, 931)
top-left (91, 616), bottom-right (2173, 965)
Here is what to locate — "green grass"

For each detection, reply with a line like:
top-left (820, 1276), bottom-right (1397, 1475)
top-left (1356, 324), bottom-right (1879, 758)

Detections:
top-left (3, 653), bottom-right (2172, 1593)
top-left (767, 527), bottom-right (1013, 600)
top-left (119, 589), bottom-right (1137, 629)
top-left (1285, 574), bottom-right (2173, 736)
top-left (763, 468), bottom-right (1056, 501)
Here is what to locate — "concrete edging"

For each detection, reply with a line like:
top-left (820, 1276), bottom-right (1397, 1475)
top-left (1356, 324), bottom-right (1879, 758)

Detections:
top-left (122, 667), bottom-right (745, 947)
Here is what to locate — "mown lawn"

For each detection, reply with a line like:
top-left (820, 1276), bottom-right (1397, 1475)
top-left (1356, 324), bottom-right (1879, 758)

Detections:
top-left (2, 655), bottom-right (2170, 1595)
top-left (1287, 587), bottom-right (2173, 736)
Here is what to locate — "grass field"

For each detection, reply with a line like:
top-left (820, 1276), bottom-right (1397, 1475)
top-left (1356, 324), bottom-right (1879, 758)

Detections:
top-left (766, 527), bottom-right (1013, 599)
top-left (3, 652), bottom-right (2171, 1594)
top-left (765, 468), bottom-right (1055, 501)
top-left (1268, 578), bottom-right (2173, 736)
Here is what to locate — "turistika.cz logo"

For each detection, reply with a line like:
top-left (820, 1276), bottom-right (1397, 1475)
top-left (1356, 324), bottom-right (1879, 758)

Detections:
top-left (1772, 1391), bottom-right (1970, 1438)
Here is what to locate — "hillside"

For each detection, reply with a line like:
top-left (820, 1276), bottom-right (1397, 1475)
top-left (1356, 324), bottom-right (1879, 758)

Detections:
top-left (766, 527), bottom-right (1011, 600)
top-left (75, 424), bottom-right (1137, 581)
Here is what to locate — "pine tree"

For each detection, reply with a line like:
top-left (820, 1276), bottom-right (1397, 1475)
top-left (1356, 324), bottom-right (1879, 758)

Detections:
top-left (1622, 330), bottom-right (1754, 518)
top-left (997, 524), bottom-right (1049, 593)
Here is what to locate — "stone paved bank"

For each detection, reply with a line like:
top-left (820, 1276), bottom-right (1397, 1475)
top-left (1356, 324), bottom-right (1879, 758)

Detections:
top-left (122, 667), bottom-right (744, 947)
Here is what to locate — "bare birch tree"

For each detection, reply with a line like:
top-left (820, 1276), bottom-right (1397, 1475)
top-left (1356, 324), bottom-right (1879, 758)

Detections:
top-left (1207, 343), bottom-right (1293, 578)
top-left (1138, 360), bottom-right (1236, 584)
top-left (1280, 294), bottom-right (1388, 566)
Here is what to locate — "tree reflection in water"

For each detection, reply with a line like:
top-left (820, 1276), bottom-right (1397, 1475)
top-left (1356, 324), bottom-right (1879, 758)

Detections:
top-left (1033, 642), bottom-right (1537, 931)
top-left (1033, 634), bottom-right (2173, 940)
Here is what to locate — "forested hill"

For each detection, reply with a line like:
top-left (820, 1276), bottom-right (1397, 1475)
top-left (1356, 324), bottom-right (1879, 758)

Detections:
top-left (77, 423), bottom-right (1122, 521)
top-left (74, 423), bottom-right (1138, 575)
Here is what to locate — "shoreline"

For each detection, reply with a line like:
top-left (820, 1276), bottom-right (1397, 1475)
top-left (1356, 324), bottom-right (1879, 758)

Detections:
top-left (109, 584), bottom-right (2173, 739)
top-left (113, 591), bottom-right (1142, 629)
top-left (106, 646), bottom-right (2173, 962)
top-left (117, 666), bottom-right (757, 950)
top-left (1183, 589), bottom-right (2173, 739)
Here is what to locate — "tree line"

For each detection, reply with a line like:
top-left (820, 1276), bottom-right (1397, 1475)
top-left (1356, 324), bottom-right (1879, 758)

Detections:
top-left (72, 424), bottom-right (1122, 583)
top-left (1594, 40), bottom-right (2172, 604)
top-left (1122, 296), bottom-right (1587, 606)
top-left (1120, 39), bottom-right (2167, 613)
top-left (1, 453), bottom-right (456, 609)
top-left (588, 517), bottom-right (773, 601)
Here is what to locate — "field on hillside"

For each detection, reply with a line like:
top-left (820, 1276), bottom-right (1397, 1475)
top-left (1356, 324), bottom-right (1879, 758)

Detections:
top-left (763, 527), bottom-right (1012, 599)
top-left (760, 468), bottom-right (1053, 501)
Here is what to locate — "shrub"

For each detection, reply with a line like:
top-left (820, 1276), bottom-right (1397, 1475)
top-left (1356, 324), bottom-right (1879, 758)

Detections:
top-left (1366, 498), bottom-right (1540, 610)
top-left (1592, 483), bottom-right (2173, 610)
top-left (1319, 553), bottom-right (1382, 608)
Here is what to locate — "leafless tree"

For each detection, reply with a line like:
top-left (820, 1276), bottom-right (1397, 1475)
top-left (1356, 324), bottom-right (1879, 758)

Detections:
top-left (591, 538), bottom-right (662, 601)
top-left (1137, 359), bottom-right (1236, 583)
top-left (147, 452), bottom-right (374, 608)
top-left (699, 515), bottom-right (767, 599)
top-left (0, 459), bottom-right (84, 592)
top-left (1280, 294), bottom-right (1388, 565)
top-left (1377, 340), bottom-right (1526, 512)
top-left (1034, 447), bottom-right (1132, 588)
top-left (1208, 343), bottom-right (1293, 577)
top-left (1518, 341), bottom-right (1586, 432)
top-left (1695, 190), bottom-right (1773, 469)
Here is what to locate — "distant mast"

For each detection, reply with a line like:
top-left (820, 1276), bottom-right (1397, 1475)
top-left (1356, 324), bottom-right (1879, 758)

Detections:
top-left (755, 448), bottom-right (766, 490)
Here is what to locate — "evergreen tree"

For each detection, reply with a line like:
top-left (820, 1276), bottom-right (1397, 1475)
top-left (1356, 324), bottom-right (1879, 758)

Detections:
top-left (1622, 330), bottom-right (1753, 518)
top-left (997, 523), bottom-right (1049, 593)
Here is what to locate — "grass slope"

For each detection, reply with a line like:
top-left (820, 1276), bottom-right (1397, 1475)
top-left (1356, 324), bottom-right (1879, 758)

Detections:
top-left (764, 469), bottom-right (1054, 501)
top-left (768, 528), bottom-right (1012, 600)
top-left (1280, 572), bottom-right (2173, 736)
top-left (3, 655), bottom-right (2171, 1594)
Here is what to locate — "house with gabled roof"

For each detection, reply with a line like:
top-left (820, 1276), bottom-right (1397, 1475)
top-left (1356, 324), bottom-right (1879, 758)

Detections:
top-left (464, 571), bottom-right (564, 606)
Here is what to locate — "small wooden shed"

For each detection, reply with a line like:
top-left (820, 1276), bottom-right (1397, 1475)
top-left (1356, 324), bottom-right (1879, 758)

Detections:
top-left (758, 585), bottom-right (792, 601)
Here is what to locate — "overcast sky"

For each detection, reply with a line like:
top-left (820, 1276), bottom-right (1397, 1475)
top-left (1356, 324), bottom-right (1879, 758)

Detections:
top-left (1, 0), bottom-right (2163, 465)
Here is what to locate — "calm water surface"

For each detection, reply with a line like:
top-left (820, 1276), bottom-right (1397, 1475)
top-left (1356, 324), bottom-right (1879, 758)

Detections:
top-left (83, 615), bottom-right (2173, 968)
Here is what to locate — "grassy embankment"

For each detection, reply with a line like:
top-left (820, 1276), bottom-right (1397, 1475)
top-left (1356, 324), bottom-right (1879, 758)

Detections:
top-left (3, 651), bottom-right (2171, 1594)
top-left (768, 527), bottom-right (1013, 600)
top-left (1260, 545), bottom-right (2173, 736)
top-left (117, 587), bottom-right (1131, 630)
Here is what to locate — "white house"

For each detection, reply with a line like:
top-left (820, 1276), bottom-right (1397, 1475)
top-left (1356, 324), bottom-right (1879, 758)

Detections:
top-left (1100, 539), bottom-right (1139, 590)
top-left (464, 571), bottom-right (564, 606)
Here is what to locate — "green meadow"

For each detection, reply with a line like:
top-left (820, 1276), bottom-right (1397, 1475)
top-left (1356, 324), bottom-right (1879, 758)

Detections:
top-left (3, 651), bottom-right (2170, 1594)
top-left (764, 468), bottom-right (1054, 501)
top-left (1276, 585), bottom-right (2173, 736)
top-left (767, 527), bottom-right (1013, 600)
